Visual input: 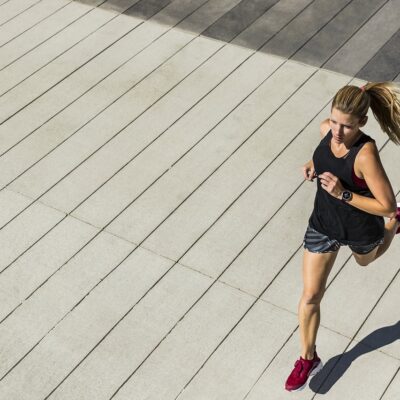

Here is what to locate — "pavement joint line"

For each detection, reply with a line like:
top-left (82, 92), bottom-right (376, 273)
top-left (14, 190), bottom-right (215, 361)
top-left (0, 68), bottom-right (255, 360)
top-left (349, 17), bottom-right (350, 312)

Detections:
top-left (0, 0), bottom-right (12, 8)
top-left (0, 0), bottom-right (147, 123)
top-left (0, 0), bottom-right (42, 29)
top-left (0, 0), bottom-right (211, 161)
top-left (0, 0), bottom-right (109, 73)
top-left (379, 365), bottom-right (400, 400)
top-left (0, 0), bottom-right (75, 50)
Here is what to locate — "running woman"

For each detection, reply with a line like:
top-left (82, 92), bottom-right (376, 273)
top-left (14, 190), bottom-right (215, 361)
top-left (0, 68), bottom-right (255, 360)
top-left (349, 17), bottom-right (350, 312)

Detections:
top-left (285, 82), bottom-right (400, 392)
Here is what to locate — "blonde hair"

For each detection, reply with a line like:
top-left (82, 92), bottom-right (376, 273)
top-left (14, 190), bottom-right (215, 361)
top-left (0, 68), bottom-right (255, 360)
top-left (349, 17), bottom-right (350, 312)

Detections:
top-left (332, 82), bottom-right (400, 145)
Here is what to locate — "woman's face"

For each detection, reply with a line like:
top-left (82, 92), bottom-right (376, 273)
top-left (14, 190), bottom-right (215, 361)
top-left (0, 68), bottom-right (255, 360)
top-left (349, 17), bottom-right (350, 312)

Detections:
top-left (329, 107), bottom-right (365, 145)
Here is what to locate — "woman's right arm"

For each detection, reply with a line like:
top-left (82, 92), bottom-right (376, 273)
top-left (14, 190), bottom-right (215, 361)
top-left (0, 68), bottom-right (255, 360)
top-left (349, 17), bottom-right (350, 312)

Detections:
top-left (302, 119), bottom-right (330, 181)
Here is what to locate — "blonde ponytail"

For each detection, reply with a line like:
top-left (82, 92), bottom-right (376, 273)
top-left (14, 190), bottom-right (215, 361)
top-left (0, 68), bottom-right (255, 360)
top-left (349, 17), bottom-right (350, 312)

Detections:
top-left (332, 82), bottom-right (400, 145)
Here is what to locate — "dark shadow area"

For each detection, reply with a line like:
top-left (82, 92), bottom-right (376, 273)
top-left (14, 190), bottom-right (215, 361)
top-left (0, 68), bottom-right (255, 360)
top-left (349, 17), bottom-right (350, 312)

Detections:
top-left (74, 0), bottom-right (400, 82)
top-left (309, 321), bottom-right (400, 393)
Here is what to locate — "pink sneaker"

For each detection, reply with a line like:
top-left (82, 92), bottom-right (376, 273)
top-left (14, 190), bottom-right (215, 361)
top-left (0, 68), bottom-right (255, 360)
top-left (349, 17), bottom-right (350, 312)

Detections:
top-left (285, 350), bottom-right (323, 392)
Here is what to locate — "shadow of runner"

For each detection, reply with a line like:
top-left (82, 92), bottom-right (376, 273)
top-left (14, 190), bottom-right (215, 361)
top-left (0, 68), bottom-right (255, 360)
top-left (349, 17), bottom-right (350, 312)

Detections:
top-left (309, 321), bottom-right (400, 394)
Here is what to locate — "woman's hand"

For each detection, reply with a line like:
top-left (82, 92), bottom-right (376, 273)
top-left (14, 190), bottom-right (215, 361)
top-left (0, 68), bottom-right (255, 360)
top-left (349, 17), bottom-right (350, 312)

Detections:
top-left (318, 172), bottom-right (345, 199)
top-left (302, 160), bottom-right (316, 181)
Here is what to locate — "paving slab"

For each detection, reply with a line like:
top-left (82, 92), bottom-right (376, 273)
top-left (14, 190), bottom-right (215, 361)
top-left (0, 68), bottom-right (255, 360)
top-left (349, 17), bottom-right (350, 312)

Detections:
top-left (174, 300), bottom-right (298, 400)
top-left (0, 0), bottom-right (70, 47)
top-left (324, 0), bottom-right (400, 76)
top-left (0, 215), bottom-right (98, 322)
top-left (0, 231), bottom-right (133, 380)
top-left (382, 371), bottom-right (400, 400)
top-left (0, 259), bottom-right (208, 400)
top-left (313, 340), bottom-right (399, 399)
top-left (141, 69), bottom-right (347, 262)
top-left (1, 1), bottom-right (400, 398)
top-left (0, 0), bottom-right (215, 172)
top-left (0, 1), bottom-right (98, 70)
top-left (0, 0), bottom-right (40, 26)
top-left (0, 10), bottom-right (138, 123)
top-left (233, 0), bottom-right (314, 50)
top-left (98, 61), bottom-right (313, 248)
top-left (0, 188), bottom-right (32, 227)
top-left (70, 50), bottom-right (286, 230)
top-left (202, 0), bottom-right (279, 43)
top-left (178, 95), bottom-right (343, 279)
top-left (260, 0), bottom-right (351, 59)
top-left (0, 201), bottom-right (65, 274)
top-left (8, 35), bottom-right (222, 199)
top-left (36, 22), bottom-right (251, 213)
top-left (356, 28), bottom-right (400, 82)
top-left (354, 269), bottom-right (400, 360)
top-left (292, 0), bottom-right (386, 68)
top-left (49, 279), bottom-right (252, 400)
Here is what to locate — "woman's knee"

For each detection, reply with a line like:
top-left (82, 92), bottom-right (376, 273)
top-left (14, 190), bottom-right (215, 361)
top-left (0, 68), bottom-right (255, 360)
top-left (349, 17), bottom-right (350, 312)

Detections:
top-left (301, 290), bottom-right (324, 305)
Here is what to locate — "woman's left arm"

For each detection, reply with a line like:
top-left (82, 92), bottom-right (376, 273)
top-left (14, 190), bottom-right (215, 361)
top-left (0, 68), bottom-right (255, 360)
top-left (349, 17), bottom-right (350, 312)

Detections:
top-left (319, 142), bottom-right (397, 218)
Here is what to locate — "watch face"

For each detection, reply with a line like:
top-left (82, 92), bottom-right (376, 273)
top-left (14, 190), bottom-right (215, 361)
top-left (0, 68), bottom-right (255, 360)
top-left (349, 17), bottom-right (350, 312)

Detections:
top-left (342, 191), bottom-right (352, 201)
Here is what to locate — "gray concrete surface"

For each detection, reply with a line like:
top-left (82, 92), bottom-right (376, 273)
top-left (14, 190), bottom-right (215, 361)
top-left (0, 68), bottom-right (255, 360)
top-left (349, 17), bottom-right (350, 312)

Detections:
top-left (0, 0), bottom-right (399, 399)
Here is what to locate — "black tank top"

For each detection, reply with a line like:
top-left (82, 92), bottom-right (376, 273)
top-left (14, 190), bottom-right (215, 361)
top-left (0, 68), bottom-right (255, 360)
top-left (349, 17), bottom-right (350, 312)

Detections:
top-left (309, 130), bottom-right (384, 245)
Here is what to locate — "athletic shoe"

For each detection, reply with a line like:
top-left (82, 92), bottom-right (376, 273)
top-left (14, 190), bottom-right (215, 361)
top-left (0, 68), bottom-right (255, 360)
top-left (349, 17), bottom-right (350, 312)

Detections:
top-left (396, 202), bottom-right (400, 234)
top-left (284, 351), bottom-right (323, 392)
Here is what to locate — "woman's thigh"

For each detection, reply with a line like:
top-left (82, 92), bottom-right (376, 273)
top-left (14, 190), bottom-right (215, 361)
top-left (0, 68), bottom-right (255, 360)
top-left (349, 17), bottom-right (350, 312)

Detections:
top-left (302, 249), bottom-right (339, 297)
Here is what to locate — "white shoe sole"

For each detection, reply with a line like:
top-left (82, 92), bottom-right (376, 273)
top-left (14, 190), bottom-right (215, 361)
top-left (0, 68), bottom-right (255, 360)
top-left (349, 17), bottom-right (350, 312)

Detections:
top-left (287, 361), bottom-right (324, 392)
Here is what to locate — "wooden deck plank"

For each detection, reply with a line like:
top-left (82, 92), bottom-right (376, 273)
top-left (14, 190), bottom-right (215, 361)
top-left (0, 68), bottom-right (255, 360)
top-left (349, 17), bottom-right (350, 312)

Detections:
top-left (0, 232), bottom-right (133, 381)
top-left (260, 0), bottom-right (351, 59)
top-left (0, 0), bottom-right (71, 47)
top-left (7, 36), bottom-right (224, 199)
top-left (0, 1), bottom-right (101, 70)
top-left (324, 0), bottom-right (400, 76)
top-left (0, 257), bottom-right (209, 399)
top-left (0, 0), bottom-right (237, 190)
top-left (356, 29), bottom-right (400, 81)
top-left (0, 202), bottom-right (64, 274)
top-left (93, 60), bottom-right (312, 243)
top-left (0, 0), bottom-right (41, 26)
top-left (0, 9), bottom-right (139, 123)
top-left (292, 0), bottom-right (386, 67)
top-left (0, 216), bottom-right (98, 322)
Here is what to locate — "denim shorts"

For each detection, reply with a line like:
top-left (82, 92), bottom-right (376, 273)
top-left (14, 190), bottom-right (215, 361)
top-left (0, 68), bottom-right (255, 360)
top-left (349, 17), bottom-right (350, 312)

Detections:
top-left (303, 225), bottom-right (384, 255)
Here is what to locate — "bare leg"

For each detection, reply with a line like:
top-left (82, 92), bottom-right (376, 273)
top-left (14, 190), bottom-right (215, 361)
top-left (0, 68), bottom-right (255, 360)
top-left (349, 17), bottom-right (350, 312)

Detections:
top-left (352, 218), bottom-right (399, 267)
top-left (299, 249), bottom-right (338, 360)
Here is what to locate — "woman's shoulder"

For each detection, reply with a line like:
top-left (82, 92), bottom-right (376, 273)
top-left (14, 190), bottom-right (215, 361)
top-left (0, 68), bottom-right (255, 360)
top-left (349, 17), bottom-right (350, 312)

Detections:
top-left (319, 118), bottom-right (330, 138)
